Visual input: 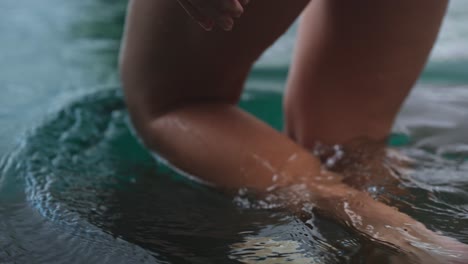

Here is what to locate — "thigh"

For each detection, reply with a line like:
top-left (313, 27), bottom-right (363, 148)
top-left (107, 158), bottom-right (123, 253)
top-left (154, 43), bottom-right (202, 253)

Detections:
top-left (120, 0), bottom-right (309, 120)
top-left (284, 0), bottom-right (448, 147)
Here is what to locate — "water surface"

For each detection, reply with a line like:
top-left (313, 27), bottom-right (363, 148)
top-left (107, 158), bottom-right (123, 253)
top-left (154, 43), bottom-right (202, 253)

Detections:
top-left (1, 0), bottom-right (468, 263)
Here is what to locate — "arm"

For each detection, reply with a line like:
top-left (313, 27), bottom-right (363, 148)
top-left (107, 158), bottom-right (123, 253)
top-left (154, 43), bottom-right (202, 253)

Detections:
top-left (139, 103), bottom-right (467, 263)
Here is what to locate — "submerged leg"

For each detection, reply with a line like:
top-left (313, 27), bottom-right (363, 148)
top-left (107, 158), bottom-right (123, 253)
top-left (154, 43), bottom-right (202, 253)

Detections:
top-left (120, 0), bottom-right (468, 261)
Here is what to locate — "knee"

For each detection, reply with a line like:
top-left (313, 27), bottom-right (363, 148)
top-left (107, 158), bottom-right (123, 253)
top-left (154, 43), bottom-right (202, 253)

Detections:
top-left (120, 54), bottom-right (246, 136)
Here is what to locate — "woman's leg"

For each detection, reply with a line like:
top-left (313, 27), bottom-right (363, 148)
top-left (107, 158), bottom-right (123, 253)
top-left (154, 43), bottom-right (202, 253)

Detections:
top-left (119, 0), bottom-right (312, 189)
top-left (120, 0), bottom-right (310, 134)
top-left (284, 0), bottom-right (448, 147)
top-left (119, 2), bottom-right (468, 259)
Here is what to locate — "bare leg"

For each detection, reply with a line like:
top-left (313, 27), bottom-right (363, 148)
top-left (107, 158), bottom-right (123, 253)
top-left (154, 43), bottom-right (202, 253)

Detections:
top-left (285, 0), bottom-right (448, 147)
top-left (120, 0), bottom-right (468, 261)
top-left (120, 0), bottom-right (309, 134)
top-left (138, 104), bottom-right (468, 263)
top-left (119, 0), bottom-right (311, 190)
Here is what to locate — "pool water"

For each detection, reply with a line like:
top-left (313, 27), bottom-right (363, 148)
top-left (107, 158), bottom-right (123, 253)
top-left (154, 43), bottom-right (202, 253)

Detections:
top-left (1, 0), bottom-right (468, 263)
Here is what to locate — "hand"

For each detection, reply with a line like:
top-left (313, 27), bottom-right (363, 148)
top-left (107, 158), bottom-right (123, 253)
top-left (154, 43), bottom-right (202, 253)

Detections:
top-left (176, 0), bottom-right (248, 31)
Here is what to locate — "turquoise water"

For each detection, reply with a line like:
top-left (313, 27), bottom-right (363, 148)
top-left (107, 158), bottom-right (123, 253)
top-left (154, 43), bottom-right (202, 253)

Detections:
top-left (1, 0), bottom-right (468, 263)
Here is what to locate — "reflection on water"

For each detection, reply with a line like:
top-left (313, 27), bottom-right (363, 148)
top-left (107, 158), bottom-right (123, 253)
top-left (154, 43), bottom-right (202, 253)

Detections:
top-left (0, 90), bottom-right (349, 263)
top-left (1, 89), bottom-right (468, 263)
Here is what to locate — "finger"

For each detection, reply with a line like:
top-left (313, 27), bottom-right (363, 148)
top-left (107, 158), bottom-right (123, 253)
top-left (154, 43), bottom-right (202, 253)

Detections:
top-left (191, 0), bottom-right (243, 19)
top-left (216, 15), bottom-right (234, 31)
top-left (221, 0), bottom-right (244, 18)
top-left (184, 0), bottom-right (241, 31)
top-left (237, 0), bottom-right (250, 6)
top-left (177, 0), bottom-right (214, 31)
